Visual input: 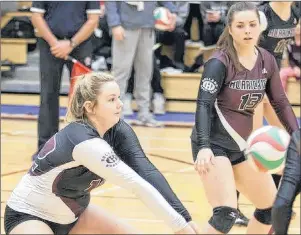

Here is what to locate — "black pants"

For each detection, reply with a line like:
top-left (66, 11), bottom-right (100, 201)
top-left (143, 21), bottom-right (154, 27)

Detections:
top-left (184, 3), bottom-right (203, 41)
top-left (38, 38), bottom-right (92, 149)
top-left (127, 54), bottom-right (163, 95)
top-left (156, 26), bottom-right (186, 64)
top-left (203, 22), bottom-right (225, 46)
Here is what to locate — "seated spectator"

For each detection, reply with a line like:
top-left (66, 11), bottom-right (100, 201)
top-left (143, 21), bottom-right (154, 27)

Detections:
top-left (200, 2), bottom-right (231, 46)
top-left (156, 2), bottom-right (189, 71)
top-left (280, 19), bottom-right (300, 91)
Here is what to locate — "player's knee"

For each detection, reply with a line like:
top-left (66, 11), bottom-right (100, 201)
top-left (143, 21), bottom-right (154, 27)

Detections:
top-left (254, 207), bottom-right (272, 225)
top-left (208, 206), bottom-right (238, 234)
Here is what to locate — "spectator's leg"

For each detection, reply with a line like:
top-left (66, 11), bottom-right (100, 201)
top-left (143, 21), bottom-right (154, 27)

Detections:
top-left (152, 54), bottom-right (165, 115)
top-left (127, 69), bottom-right (135, 94)
top-left (133, 28), bottom-right (155, 115)
top-left (212, 22), bottom-right (225, 45)
top-left (279, 67), bottom-right (296, 91)
top-left (173, 27), bottom-right (186, 70)
top-left (111, 29), bottom-right (139, 104)
top-left (203, 23), bottom-right (215, 46)
top-left (37, 38), bottom-right (64, 149)
top-left (151, 55), bottom-right (164, 94)
top-left (184, 3), bottom-right (194, 39)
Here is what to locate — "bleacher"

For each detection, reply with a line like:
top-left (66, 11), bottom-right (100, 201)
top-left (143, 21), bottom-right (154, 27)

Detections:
top-left (1, 2), bottom-right (36, 73)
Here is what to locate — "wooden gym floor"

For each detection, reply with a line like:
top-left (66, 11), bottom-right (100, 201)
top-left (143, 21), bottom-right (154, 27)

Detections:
top-left (1, 94), bottom-right (300, 234)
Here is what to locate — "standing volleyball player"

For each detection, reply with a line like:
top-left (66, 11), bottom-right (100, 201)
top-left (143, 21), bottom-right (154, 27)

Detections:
top-left (190, 2), bottom-right (299, 234)
top-left (4, 73), bottom-right (198, 234)
top-left (255, 1), bottom-right (299, 189)
top-left (272, 128), bottom-right (300, 234)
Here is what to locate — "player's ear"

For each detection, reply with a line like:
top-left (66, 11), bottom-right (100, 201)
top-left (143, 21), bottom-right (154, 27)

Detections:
top-left (228, 25), bottom-right (233, 37)
top-left (83, 101), bottom-right (96, 115)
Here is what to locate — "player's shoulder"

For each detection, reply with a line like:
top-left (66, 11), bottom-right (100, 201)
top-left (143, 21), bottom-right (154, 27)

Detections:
top-left (62, 121), bottom-right (100, 146)
top-left (208, 49), bottom-right (231, 68)
top-left (257, 46), bottom-right (277, 67)
top-left (104, 119), bottom-right (136, 145)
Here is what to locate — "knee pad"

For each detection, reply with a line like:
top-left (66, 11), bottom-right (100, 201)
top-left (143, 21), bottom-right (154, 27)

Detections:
top-left (254, 207), bottom-right (272, 225)
top-left (208, 206), bottom-right (238, 234)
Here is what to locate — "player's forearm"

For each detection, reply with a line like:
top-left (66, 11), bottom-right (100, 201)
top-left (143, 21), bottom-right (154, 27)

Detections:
top-left (71, 16), bottom-right (99, 46)
top-left (135, 161), bottom-right (192, 222)
top-left (31, 13), bottom-right (58, 47)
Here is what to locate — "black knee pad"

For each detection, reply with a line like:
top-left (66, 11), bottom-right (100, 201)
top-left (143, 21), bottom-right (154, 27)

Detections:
top-left (254, 207), bottom-right (272, 225)
top-left (208, 206), bottom-right (238, 234)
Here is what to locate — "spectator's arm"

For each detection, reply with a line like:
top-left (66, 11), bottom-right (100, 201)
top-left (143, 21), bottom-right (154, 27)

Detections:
top-left (71, 2), bottom-right (101, 47)
top-left (105, 1), bottom-right (121, 28)
top-left (30, 2), bottom-right (58, 47)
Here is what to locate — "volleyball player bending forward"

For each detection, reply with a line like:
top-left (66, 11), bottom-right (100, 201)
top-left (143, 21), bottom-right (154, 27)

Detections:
top-left (190, 2), bottom-right (299, 234)
top-left (4, 72), bottom-right (198, 234)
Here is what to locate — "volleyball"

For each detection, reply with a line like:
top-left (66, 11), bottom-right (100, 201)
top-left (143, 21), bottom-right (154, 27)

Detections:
top-left (153, 7), bottom-right (170, 31)
top-left (245, 126), bottom-right (290, 174)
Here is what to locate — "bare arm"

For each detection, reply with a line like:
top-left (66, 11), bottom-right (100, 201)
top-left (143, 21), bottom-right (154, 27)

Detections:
top-left (31, 12), bottom-right (58, 47)
top-left (71, 13), bottom-right (99, 46)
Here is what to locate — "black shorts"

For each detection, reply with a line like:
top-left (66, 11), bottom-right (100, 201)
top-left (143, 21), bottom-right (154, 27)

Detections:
top-left (191, 141), bottom-right (246, 165)
top-left (4, 206), bottom-right (77, 235)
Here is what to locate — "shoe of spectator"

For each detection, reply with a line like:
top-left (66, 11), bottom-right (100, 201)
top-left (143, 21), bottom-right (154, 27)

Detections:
top-left (160, 55), bottom-right (175, 69)
top-left (122, 93), bottom-right (134, 116)
top-left (174, 61), bottom-right (185, 71)
top-left (152, 93), bottom-right (166, 115)
top-left (234, 209), bottom-right (249, 227)
top-left (137, 112), bottom-right (163, 127)
top-left (160, 67), bottom-right (183, 74)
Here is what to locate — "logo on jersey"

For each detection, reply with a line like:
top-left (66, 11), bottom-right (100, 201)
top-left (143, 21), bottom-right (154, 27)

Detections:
top-left (201, 78), bottom-right (218, 94)
top-left (262, 68), bottom-right (267, 74)
top-left (229, 78), bottom-right (267, 91)
top-left (101, 151), bottom-right (120, 168)
top-left (229, 212), bottom-right (237, 218)
top-left (268, 28), bottom-right (295, 38)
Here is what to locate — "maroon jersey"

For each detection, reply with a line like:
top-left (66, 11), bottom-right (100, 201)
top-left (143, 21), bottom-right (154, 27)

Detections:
top-left (191, 48), bottom-right (299, 152)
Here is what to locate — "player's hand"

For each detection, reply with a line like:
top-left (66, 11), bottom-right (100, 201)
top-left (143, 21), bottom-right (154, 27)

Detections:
top-left (174, 223), bottom-right (196, 234)
top-left (112, 25), bottom-right (125, 41)
top-left (188, 221), bottom-right (200, 234)
top-left (194, 148), bottom-right (215, 175)
top-left (51, 40), bottom-right (73, 59)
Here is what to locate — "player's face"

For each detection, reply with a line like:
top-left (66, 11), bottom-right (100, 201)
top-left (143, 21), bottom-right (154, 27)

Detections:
top-left (95, 81), bottom-right (123, 127)
top-left (229, 10), bottom-right (261, 47)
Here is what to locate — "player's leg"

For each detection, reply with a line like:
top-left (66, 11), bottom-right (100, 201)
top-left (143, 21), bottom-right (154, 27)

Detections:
top-left (191, 142), bottom-right (238, 234)
top-left (4, 206), bottom-right (54, 234)
top-left (69, 204), bottom-right (139, 234)
top-left (233, 160), bottom-right (277, 234)
top-left (9, 221), bottom-right (54, 234)
top-left (272, 131), bottom-right (301, 234)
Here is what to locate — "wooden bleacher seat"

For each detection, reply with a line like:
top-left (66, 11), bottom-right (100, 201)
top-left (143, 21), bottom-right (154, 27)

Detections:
top-left (1, 38), bottom-right (36, 65)
top-left (161, 72), bottom-right (201, 100)
top-left (1, 9), bottom-right (36, 65)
